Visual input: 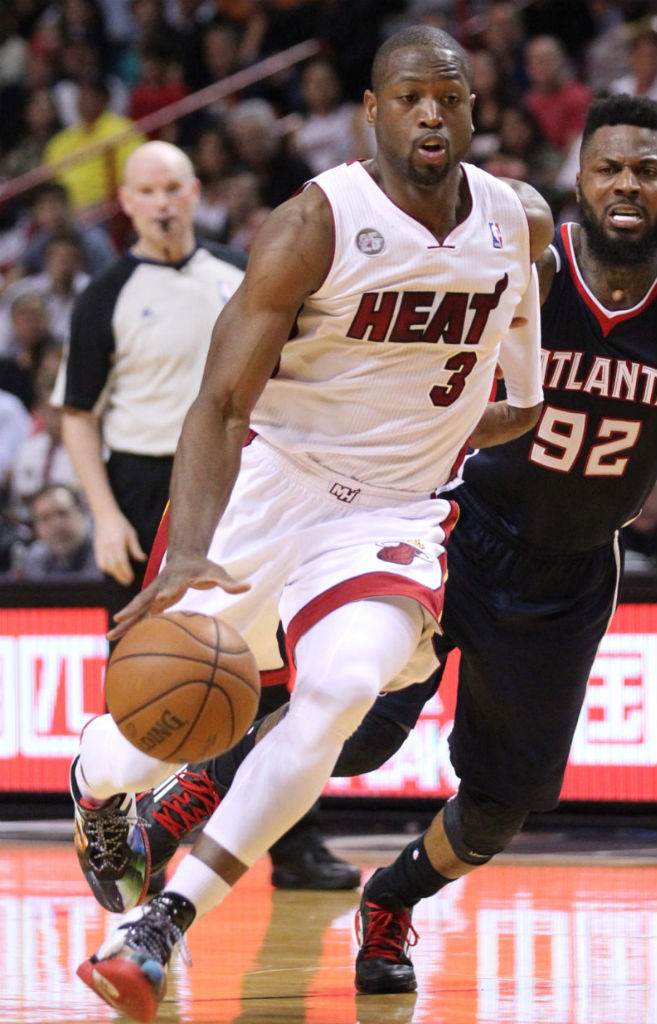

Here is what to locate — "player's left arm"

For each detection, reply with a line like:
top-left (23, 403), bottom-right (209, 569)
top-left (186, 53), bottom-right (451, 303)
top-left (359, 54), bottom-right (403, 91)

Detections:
top-left (469, 180), bottom-right (553, 448)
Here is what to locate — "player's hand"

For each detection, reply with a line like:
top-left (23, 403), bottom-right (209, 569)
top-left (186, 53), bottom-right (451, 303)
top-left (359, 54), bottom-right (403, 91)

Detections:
top-left (94, 510), bottom-right (146, 585)
top-left (106, 555), bottom-right (250, 641)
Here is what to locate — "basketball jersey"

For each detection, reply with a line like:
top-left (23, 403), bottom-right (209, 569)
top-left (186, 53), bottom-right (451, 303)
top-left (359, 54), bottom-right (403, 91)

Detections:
top-left (250, 160), bottom-right (532, 496)
top-left (463, 222), bottom-right (657, 552)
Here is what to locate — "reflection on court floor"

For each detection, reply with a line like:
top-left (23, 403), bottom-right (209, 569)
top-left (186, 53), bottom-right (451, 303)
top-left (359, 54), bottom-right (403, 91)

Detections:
top-left (0, 842), bottom-right (655, 1024)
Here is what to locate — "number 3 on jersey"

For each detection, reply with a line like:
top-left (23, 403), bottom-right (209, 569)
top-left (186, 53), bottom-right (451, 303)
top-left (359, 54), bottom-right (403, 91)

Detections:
top-left (530, 406), bottom-right (641, 476)
top-left (430, 352), bottom-right (477, 407)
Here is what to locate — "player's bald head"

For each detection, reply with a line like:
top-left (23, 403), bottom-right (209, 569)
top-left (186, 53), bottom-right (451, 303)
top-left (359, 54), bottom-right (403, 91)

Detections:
top-left (123, 141), bottom-right (196, 187)
top-left (370, 25), bottom-right (473, 94)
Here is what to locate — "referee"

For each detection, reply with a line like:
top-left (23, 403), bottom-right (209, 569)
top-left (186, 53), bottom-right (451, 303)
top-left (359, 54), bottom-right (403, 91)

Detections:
top-left (54, 141), bottom-right (244, 624)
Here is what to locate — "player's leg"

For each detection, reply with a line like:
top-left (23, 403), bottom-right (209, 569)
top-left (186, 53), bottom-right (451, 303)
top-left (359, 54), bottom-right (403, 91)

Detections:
top-left (355, 497), bottom-right (621, 994)
top-left (140, 656), bottom-right (444, 880)
top-left (77, 595), bottom-right (426, 1018)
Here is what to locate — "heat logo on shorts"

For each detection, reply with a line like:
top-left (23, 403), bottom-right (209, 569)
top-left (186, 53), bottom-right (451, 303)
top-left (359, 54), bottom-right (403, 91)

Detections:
top-left (376, 540), bottom-right (431, 565)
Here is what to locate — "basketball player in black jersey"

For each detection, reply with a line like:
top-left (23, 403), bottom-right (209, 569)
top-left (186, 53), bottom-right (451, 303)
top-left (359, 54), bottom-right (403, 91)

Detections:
top-left (133, 93), bottom-right (657, 997)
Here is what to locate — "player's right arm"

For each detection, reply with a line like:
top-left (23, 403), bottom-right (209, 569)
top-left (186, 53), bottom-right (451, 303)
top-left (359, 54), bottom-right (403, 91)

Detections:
top-left (108, 184), bottom-right (334, 639)
top-left (61, 408), bottom-right (146, 584)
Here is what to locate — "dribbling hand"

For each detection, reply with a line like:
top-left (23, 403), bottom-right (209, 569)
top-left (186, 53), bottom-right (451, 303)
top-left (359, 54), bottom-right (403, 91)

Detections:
top-left (106, 556), bottom-right (250, 642)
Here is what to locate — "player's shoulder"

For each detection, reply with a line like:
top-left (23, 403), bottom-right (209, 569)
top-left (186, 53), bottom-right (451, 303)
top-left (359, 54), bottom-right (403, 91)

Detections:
top-left (496, 175), bottom-right (554, 259)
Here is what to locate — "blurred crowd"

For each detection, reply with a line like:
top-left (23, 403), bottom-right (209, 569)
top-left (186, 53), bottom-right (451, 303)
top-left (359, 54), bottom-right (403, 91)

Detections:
top-left (1, 0), bottom-right (657, 581)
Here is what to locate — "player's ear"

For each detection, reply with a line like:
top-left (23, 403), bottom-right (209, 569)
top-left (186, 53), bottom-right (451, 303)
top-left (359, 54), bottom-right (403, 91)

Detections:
top-left (364, 89), bottom-right (376, 127)
top-left (574, 172), bottom-right (581, 204)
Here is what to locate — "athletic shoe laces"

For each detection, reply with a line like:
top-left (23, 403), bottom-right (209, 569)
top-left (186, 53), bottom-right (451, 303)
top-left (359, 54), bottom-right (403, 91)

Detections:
top-left (83, 807), bottom-right (131, 873)
top-left (124, 902), bottom-right (191, 967)
top-left (359, 901), bottom-right (418, 961)
top-left (151, 769), bottom-right (220, 839)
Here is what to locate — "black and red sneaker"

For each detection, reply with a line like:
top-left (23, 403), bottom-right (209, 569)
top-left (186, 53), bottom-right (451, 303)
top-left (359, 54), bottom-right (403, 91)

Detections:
top-left (137, 767), bottom-right (224, 875)
top-left (354, 876), bottom-right (418, 994)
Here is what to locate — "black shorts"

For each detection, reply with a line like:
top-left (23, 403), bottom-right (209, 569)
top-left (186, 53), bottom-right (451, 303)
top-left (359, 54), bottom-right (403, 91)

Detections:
top-left (104, 450), bottom-right (174, 621)
top-left (374, 486), bottom-right (621, 812)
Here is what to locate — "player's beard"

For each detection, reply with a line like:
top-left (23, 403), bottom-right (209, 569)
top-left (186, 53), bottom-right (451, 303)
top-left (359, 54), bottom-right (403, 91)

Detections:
top-left (579, 193), bottom-right (657, 266)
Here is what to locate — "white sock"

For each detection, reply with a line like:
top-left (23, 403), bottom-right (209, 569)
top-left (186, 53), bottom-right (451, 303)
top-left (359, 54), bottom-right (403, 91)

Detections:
top-left (166, 854), bottom-right (232, 919)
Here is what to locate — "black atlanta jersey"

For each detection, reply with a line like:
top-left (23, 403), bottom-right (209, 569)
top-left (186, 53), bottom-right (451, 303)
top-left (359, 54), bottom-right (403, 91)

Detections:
top-left (463, 222), bottom-right (657, 553)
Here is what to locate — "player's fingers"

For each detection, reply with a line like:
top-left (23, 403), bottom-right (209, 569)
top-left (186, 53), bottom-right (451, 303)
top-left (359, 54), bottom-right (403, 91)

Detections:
top-left (190, 573), bottom-right (250, 594)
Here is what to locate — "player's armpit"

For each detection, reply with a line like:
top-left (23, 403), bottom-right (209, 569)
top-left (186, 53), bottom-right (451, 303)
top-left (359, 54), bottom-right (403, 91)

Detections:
top-left (469, 400), bottom-right (543, 448)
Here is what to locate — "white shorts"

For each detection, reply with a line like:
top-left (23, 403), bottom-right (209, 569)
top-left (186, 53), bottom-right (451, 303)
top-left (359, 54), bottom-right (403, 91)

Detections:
top-left (165, 437), bottom-right (457, 681)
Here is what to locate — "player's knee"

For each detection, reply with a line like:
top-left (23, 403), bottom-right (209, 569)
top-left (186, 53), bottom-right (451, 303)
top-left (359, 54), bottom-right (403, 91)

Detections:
top-left (290, 670), bottom-right (379, 749)
top-left (443, 783), bottom-right (529, 865)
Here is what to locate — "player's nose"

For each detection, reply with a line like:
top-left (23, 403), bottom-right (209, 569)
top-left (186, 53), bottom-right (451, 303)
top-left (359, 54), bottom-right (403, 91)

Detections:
top-left (614, 166), bottom-right (640, 192)
top-left (418, 99), bottom-right (442, 127)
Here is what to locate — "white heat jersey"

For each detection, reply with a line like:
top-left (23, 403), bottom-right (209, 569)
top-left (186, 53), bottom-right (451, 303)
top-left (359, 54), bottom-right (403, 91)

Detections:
top-left (251, 160), bottom-right (532, 496)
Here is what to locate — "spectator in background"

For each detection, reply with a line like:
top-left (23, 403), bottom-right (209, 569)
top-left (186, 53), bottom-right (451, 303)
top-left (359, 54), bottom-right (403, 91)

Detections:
top-left (0, 45), bottom-right (57, 161)
top-left (8, 344), bottom-right (80, 523)
top-left (191, 122), bottom-right (237, 243)
top-left (0, 87), bottom-right (61, 180)
top-left (54, 0), bottom-right (110, 66)
top-left (468, 48), bottom-right (513, 166)
top-left (0, 295), bottom-right (58, 410)
top-left (610, 23), bottom-right (657, 100)
top-left (0, 387), bottom-right (31, 491)
top-left (0, 380), bottom-right (32, 573)
top-left (9, 483), bottom-right (102, 581)
top-left (292, 57), bottom-right (374, 174)
top-left (226, 98), bottom-right (313, 209)
top-left (194, 20), bottom-right (241, 94)
top-left (0, 232), bottom-right (90, 353)
top-left (524, 34), bottom-right (592, 154)
top-left (467, 0), bottom-right (528, 93)
top-left (44, 77), bottom-right (145, 212)
top-left (128, 40), bottom-right (187, 133)
top-left (223, 171), bottom-right (270, 253)
top-left (52, 36), bottom-right (130, 126)
top-left (495, 103), bottom-right (563, 197)
top-left (0, 6), bottom-right (28, 88)
top-left (112, 0), bottom-right (184, 88)
top-left (18, 183), bottom-right (116, 280)
top-left (0, 387), bottom-right (32, 572)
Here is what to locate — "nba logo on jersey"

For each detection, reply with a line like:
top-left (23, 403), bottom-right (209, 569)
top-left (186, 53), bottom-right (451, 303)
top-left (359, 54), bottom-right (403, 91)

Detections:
top-left (489, 221), bottom-right (503, 249)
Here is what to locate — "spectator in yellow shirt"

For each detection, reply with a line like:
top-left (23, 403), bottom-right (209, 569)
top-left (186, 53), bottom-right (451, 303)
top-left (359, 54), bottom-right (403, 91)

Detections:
top-left (44, 78), bottom-right (145, 212)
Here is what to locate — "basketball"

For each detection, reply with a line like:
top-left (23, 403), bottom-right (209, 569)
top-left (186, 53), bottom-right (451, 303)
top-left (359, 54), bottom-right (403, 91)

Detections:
top-left (105, 611), bottom-right (261, 763)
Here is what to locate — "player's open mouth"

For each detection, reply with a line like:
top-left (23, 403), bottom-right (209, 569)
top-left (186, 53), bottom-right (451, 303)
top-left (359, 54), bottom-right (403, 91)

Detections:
top-left (608, 205), bottom-right (643, 226)
top-left (417, 136), bottom-right (446, 162)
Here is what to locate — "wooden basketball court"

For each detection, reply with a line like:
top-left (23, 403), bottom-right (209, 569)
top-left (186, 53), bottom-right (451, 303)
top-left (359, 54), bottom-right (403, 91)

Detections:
top-left (0, 830), bottom-right (655, 1024)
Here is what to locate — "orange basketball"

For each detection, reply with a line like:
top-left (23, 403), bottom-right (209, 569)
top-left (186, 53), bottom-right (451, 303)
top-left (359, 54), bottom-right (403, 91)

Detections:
top-left (105, 611), bottom-right (260, 763)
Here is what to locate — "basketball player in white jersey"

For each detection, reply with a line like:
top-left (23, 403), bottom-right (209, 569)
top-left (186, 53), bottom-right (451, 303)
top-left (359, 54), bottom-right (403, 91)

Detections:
top-left (72, 25), bottom-right (553, 1020)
